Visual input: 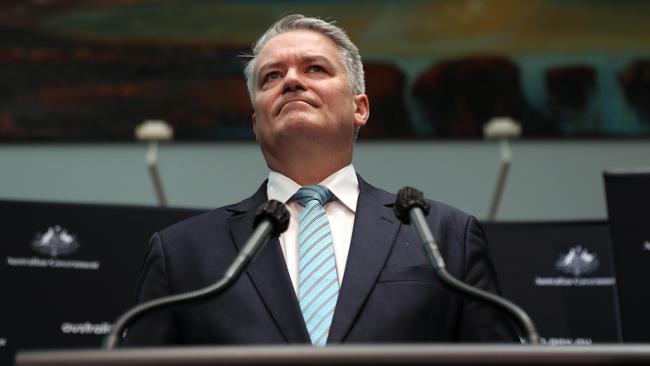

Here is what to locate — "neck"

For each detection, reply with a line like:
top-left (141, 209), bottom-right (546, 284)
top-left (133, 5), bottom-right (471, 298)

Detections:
top-left (267, 153), bottom-right (351, 186)
top-left (260, 132), bottom-right (355, 185)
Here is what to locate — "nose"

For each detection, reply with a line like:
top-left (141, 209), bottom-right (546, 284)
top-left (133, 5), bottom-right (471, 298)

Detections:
top-left (282, 67), bottom-right (307, 94)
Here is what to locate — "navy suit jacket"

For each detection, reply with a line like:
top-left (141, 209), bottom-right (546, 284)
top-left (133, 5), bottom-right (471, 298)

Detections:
top-left (124, 177), bottom-right (516, 345)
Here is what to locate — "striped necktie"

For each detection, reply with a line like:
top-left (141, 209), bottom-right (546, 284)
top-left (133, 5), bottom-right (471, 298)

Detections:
top-left (294, 185), bottom-right (339, 346)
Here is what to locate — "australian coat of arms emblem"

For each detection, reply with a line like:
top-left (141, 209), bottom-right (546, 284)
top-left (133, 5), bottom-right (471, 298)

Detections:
top-left (31, 225), bottom-right (80, 257)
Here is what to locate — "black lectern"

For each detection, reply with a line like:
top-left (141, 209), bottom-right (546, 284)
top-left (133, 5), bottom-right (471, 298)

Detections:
top-left (15, 345), bottom-right (650, 366)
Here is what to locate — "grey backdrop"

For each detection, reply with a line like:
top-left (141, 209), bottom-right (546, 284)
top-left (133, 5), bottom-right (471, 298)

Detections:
top-left (1, 141), bottom-right (648, 220)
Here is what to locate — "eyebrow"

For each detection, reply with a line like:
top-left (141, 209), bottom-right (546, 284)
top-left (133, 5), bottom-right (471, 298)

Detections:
top-left (256, 55), bottom-right (337, 82)
top-left (301, 55), bottom-right (336, 68)
top-left (256, 61), bottom-right (283, 80)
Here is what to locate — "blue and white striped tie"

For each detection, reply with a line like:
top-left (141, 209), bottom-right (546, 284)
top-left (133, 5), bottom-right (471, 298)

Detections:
top-left (294, 185), bottom-right (339, 346)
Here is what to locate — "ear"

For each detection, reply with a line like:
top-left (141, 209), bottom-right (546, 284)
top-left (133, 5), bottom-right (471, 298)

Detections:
top-left (252, 113), bottom-right (258, 141)
top-left (353, 94), bottom-right (369, 128)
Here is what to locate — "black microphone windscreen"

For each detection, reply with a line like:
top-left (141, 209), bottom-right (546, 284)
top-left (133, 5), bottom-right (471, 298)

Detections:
top-left (254, 200), bottom-right (290, 235)
top-left (394, 186), bottom-right (431, 224)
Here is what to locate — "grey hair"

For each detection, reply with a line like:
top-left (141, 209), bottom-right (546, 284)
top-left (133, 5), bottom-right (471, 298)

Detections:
top-left (243, 14), bottom-right (365, 101)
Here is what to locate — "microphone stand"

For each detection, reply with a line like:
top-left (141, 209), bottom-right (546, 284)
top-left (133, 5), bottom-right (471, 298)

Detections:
top-left (104, 200), bottom-right (289, 349)
top-left (395, 187), bottom-right (539, 344)
top-left (487, 138), bottom-right (512, 221)
top-left (146, 141), bottom-right (167, 207)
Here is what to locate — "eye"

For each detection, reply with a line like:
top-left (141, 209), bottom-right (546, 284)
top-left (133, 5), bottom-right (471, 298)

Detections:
top-left (308, 65), bottom-right (325, 73)
top-left (262, 71), bottom-right (282, 84)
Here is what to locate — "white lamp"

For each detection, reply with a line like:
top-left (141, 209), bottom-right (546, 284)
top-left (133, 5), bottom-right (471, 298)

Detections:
top-left (483, 117), bottom-right (522, 220)
top-left (135, 120), bottom-right (173, 206)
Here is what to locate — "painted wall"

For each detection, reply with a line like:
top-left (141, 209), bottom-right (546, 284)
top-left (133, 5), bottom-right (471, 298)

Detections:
top-left (4, 1), bottom-right (650, 141)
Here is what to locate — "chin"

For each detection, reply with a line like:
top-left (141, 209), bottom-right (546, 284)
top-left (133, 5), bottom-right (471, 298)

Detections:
top-left (279, 114), bottom-right (324, 132)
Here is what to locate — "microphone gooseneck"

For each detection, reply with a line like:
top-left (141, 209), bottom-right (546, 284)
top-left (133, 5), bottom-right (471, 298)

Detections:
top-left (104, 200), bottom-right (290, 350)
top-left (394, 187), bottom-right (540, 345)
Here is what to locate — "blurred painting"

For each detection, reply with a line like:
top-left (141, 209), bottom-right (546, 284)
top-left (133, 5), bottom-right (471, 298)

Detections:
top-left (1, 0), bottom-right (649, 141)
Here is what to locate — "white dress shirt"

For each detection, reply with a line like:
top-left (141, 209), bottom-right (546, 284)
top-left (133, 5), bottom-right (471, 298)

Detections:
top-left (266, 165), bottom-right (359, 294)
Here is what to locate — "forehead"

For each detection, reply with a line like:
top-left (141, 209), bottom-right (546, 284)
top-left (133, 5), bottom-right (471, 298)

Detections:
top-left (254, 29), bottom-right (344, 71)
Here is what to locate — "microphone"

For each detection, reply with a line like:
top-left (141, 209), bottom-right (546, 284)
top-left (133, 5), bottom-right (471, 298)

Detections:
top-left (394, 187), bottom-right (539, 344)
top-left (104, 200), bottom-right (290, 349)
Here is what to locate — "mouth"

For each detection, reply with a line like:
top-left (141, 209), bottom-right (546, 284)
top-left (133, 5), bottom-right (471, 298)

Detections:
top-left (276, 98), bottom-right (317, 115)
top-left (284, 100), bottom-right (310, 108)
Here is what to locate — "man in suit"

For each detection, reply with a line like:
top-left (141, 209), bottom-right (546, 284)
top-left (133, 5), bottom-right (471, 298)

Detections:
top-left (124, 14), bottom-right (516, 345)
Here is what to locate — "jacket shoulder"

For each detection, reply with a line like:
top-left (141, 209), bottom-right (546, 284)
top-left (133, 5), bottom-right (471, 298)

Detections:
top-left (159, 206), bottom-right (230, 237)
top-left (359, 177), bottom-right (474, 226)
top-left (158, 182), bottom-right (267, 241)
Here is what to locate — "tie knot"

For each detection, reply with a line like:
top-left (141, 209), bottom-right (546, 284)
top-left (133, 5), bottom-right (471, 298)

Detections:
top-left (294, 185), bottom-right (333, 207)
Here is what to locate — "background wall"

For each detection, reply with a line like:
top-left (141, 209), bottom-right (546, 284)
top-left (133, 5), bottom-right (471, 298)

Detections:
top-left (3, 0), bottom-right (650, 141)
top-left (1, 141), bottom-right (648, 221)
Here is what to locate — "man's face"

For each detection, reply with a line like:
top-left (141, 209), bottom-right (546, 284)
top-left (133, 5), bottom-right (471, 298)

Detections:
top-left (251, 29), bottom-right (368, 164)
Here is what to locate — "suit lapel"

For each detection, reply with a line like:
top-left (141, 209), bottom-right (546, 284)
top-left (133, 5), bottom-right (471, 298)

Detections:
top-left (227, 183), bottom-right (310, 343)
top-left (327, 177), bottom-right (400, 343)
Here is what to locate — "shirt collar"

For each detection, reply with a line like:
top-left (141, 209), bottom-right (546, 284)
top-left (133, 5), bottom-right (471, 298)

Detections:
top-left (267, 164), bottom-right (359, 212)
